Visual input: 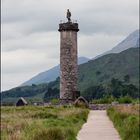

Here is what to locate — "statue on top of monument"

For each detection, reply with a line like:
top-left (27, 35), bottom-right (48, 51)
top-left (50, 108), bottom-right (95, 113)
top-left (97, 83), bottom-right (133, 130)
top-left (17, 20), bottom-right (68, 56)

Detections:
top-left (67, 9), bottom-right (71, 22)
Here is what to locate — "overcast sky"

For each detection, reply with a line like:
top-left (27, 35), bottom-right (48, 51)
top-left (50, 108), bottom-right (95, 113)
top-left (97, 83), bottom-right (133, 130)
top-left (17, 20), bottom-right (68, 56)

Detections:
top-left (1, 0), bottom-right (139, 91)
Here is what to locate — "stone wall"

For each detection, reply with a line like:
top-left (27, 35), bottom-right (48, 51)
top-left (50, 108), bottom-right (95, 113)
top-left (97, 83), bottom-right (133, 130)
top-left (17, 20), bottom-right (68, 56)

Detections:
top-left (89, 104), bottom-right (112, 110)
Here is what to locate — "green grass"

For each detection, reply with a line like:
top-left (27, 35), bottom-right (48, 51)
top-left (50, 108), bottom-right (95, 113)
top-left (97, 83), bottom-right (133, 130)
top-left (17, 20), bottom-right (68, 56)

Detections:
top-left (1, 106), bottom-right (89, 140)
top-left (107, 105), bottom-right (139, 140)
top-left (90, 96), bottom-right (139, 104)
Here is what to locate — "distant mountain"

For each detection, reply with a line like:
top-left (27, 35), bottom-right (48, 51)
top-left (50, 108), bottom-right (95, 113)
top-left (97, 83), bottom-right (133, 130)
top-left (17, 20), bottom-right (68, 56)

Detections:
top-left (109, 30), bottom-right (139, 53)
top-left (22, 30), bottom-right (139, 86)
top-left (1, 83), bottom-right (48, 105)
top-left (22, 57), bottom-right (90, 86)
top-left (2, 47), bottom-right (139, 104)
top-left (94, 29), bottom-right (139, 59)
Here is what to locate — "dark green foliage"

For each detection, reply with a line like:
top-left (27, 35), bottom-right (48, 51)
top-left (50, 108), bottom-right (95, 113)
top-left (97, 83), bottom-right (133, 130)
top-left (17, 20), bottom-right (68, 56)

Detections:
top-left (82, 78), bottom-right (138, 102)
top-left (50, 99), bottom-right (60, 105)
top-left (1, 83), bottom-right (48, 98)
top-left (109, 78), bottom-right (138, 98)
top-left (91, 96), bottom-right (115, 104)
top-left (124, 74), bottom-right (130, 83)
top-left (1, 83), bottom-right (48, 105)
top-left (118, 96), bottom-right (133, 104)
top-left (107, 107), bottom-right (139, 140)
top-left (96, 71), bottom-right (101, 75)
top-left (43, 88), bottom-right (59, 102)
top-left (78, 48), bottom-right (139, 92)
top-left (48, 77), bottom-right (60, 89)
top-left (82, 85), bottom-right (106, 101)
top-left (1, 77), bottom-right (60, 105)
top-left (32, 84), bottom-right (37, 87)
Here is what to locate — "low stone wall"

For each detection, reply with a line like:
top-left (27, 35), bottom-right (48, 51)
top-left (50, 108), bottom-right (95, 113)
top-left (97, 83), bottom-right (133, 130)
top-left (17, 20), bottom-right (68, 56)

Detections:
top-left (89, 104), bottom-right (112, 110)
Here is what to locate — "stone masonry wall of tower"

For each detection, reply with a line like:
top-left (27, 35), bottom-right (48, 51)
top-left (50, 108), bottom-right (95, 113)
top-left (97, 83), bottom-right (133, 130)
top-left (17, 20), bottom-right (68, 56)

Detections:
top-left (58, 22), bottom-right (79, 103)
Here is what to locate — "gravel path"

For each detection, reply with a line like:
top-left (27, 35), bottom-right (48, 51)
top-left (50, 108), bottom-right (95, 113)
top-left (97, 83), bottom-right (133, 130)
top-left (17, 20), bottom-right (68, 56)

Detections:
top-left (77, 110), bottom-right (121, 140)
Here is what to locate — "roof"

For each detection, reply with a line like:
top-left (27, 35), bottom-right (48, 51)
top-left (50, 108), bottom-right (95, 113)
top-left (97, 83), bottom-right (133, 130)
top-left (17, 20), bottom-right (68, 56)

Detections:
top-left (75, 96), bottom-right (89, 106)
top-left (19, 97), bottom-right (27, 104)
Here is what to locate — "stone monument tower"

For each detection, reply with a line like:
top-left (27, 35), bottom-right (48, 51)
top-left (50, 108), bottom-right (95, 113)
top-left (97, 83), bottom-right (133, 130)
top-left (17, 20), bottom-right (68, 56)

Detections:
top-left (58, 9), bottom-right (79, 103)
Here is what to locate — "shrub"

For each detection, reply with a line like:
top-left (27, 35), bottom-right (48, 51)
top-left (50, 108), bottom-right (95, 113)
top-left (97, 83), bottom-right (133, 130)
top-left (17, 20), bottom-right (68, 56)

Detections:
top-left (118, 96), bottom-right (132, 104)
top-left (51, 98), bottom-right (59, 105)
top-left (91, 96), bottom-right (115, 104)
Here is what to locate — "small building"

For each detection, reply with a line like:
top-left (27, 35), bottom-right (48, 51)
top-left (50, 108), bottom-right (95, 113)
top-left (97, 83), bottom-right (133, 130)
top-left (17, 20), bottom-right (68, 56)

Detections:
top-left (16, 97), bottom-right (28, 106)
top-left (74, 96), bottom-right (89, 107)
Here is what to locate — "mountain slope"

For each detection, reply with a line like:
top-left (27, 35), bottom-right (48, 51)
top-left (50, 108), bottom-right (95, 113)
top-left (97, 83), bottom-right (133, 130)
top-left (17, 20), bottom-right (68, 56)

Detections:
top-left (22, 57), bottom-right (90, 86)
top-left (108, 29), bottom-right (139, 53)
top-left (1, 47), bottom-right (139, 104)
top-left (78, 47), bottom-right (139, 92)
top-left (22, 30), bottom-right (139, 86)
top-left (94, 29), bottom-right (139, 59)
top-left (1, 83), bottom-right (48, 105)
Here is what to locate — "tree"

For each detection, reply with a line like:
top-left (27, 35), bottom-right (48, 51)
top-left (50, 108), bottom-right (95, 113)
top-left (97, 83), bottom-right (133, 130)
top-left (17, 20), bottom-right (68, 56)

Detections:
top-left (43, 88), bottom-right (59, 102)
top-left (124, 74), bottom-right (130, 83)
top-left (83, 85), bottom-right (106, 101)
top-left (96, 71), bottom-right (101, 75)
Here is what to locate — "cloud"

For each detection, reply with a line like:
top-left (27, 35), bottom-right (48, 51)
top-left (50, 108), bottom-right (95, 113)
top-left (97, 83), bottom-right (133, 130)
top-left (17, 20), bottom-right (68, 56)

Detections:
top-left (2, 0), bottom-right (138, 35)
top-left (78, 33), bottom-right (124, 58)
top-left (2, 31), bottom-right (59, 51)
top-left (1, 0), bottom-right (139, 90)
top-left (1, 48), bottom-right (60, 91)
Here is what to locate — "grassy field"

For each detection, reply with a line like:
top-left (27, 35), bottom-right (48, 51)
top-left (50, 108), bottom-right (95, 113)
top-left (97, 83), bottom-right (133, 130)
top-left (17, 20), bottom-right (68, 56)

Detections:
top-left (1, 106), bottom-right (89, 140)
top-left (107, 104), bottom-right (140, 140)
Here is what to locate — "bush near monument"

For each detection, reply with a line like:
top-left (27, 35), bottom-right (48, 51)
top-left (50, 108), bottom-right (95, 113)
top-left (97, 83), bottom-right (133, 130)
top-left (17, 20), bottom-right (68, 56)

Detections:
top-left (82, 78), bottom-right (138, 102)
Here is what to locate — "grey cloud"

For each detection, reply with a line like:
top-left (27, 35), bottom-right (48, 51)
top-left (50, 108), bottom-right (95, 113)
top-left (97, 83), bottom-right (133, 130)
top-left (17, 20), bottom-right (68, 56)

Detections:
top-left (78, 33), bottom-right (124, 58)
top-left (2, 49), bottom-right (59, 73)
top-left (2, 31), bottom-right (59, 52)
top-left (2, 0), bottom-right (139, 35)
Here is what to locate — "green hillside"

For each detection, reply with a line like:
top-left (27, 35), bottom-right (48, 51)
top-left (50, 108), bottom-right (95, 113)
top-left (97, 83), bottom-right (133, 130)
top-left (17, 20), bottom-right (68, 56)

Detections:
top-left (1, 83), bottom-right (48, 105)
top-left (78, 47), bottom-right (139, 92)
top-left (1, 48), bottom-right (139, 104)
